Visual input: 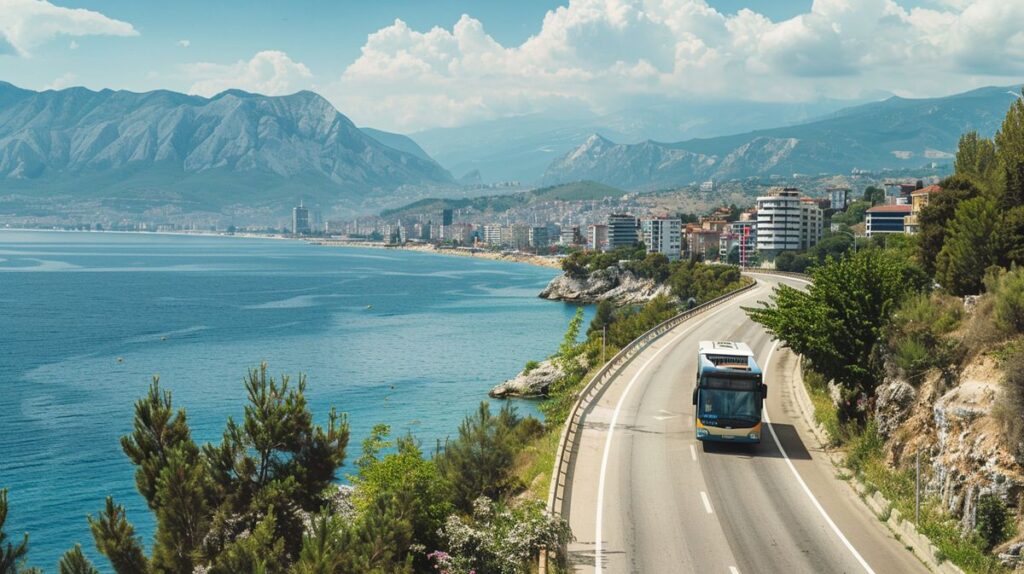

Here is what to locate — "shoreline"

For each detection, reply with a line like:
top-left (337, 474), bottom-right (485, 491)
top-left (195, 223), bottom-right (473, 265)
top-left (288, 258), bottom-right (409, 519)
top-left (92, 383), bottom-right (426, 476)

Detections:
top-left (1, 227), bottom-right (563, 271)
top-left (312, 239), bottom-right (563, 270)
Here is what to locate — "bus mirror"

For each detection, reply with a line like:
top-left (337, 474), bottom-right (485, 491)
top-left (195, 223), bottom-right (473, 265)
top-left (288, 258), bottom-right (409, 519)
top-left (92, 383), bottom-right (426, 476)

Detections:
top-left (762, 384), bottom-right (768, 399)
top-left (692, 388), bottom-right (697, 405)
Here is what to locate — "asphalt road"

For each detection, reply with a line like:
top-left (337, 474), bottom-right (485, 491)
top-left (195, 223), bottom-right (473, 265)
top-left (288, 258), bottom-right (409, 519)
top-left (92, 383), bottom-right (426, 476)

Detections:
top-left (559, 275), bottom-right (929, 574)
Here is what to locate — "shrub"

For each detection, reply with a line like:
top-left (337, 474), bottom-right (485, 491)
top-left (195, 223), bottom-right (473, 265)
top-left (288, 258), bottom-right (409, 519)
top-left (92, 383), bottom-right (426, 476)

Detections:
top-left (975, 494), bottom-right (1011, 551)
top-left (523, 360), bottom-right (540, 374)
top-left (995, 349), bottom-right (1024, 463)
top-left (894, 338), bottom-right (931, 382)
top-left (991, 265), bottom-right (1024, 335)
top-left (432, 497), bottom-right (573, 574)
top-left (887, 292), bottom-right (963, 381)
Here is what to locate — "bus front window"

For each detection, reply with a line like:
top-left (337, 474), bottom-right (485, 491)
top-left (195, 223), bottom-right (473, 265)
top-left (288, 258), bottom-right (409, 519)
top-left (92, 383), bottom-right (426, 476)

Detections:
top-left (700, 389), bottom-right (759, 424)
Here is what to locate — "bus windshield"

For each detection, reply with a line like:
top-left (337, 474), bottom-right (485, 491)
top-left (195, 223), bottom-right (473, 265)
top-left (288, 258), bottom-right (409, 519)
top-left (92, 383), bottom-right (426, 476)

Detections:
top-left (698, 388), bottom-right (760, 424)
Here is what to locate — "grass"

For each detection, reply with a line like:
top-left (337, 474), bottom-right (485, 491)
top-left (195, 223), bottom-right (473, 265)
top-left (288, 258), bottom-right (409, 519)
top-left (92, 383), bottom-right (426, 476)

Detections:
top-left (802, 367), bottom-right (1011, 574)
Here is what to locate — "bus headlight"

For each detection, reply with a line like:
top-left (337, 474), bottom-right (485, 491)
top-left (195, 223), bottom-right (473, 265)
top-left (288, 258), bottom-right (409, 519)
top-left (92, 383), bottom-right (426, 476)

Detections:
top-left (748, 432), bottom-right (759, 440)
top-left (696, 429), bottom-right (709, 438)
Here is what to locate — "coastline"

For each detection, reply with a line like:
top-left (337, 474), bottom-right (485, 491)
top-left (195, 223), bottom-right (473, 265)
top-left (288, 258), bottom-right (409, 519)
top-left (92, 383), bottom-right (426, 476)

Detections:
top-left (312, 239), bottom-right (563, 270)
top-left (0, 228), bottom-right (562, 271)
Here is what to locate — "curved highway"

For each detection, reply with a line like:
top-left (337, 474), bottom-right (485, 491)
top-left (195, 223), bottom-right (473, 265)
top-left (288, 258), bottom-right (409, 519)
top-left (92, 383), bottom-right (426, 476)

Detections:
top-left (559, 275), bottom-right (928, 574)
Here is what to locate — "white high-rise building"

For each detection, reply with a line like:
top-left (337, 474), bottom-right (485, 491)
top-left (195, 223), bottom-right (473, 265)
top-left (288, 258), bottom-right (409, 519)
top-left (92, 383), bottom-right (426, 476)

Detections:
top-left (755, 187), bottom-right (822, 255)
top-left (641, 217), bottom-right (682, 261)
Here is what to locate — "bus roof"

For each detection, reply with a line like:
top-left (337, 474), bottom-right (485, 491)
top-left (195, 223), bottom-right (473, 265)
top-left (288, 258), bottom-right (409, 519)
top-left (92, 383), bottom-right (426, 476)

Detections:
top-left (698, 340), bottom-right (754, 357)
top-left (698, 341), bottom-right (760, 375)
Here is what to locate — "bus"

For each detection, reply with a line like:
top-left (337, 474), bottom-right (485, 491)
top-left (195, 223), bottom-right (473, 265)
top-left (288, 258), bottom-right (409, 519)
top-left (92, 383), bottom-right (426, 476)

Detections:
top-left (691, 340), bottom-right (768, 443)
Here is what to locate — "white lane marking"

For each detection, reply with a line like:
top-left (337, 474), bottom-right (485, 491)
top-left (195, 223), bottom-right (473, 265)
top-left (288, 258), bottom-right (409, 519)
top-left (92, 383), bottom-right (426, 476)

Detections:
top-left (701, 491), bottom-right (714, 514)
top-left (594, 301), bottom-right (741, 572)
top-left (763, 342), bottom-right (876, 574)
top-left (689, 444), bottom-right (697, 461)
top-left (729, 567), bottom-right (740, 574)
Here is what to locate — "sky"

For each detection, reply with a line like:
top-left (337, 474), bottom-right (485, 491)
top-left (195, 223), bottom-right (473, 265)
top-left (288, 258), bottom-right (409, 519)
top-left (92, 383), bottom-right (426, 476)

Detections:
top-left (1, 0), bottom-right (1022, 132)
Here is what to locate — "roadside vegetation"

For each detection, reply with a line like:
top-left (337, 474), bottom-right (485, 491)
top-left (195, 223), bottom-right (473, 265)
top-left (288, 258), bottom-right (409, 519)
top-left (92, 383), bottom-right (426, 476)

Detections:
top-left (747, 91), bottom-right (1024, 573)
top-left (0, 365), bottom-right (570, 574)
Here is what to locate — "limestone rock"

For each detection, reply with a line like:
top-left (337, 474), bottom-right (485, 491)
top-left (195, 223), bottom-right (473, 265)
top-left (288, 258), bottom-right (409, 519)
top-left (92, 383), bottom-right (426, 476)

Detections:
top-left (539, 265), bottom-right (671, 305)
top-left (489, 359), bottom-right (564, 399)
top-left (875, 378), bottom-right (917, 438)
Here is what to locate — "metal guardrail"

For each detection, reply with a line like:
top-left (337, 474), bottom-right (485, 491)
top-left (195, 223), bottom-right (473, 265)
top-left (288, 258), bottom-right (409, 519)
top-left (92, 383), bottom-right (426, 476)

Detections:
top-left (540, 278), bottom-right (760, 571)
top-left (743, 268), bottom-right (812, 281)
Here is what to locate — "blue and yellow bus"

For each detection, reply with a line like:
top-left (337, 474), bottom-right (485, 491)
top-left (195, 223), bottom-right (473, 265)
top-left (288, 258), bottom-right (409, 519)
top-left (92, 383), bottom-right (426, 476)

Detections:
top-left (691, 340), bottom-right (767, 443)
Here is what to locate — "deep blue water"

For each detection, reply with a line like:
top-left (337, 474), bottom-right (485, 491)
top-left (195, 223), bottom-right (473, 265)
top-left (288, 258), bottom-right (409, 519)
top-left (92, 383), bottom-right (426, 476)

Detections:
top-left (0, 230), bottom-right (586, 571)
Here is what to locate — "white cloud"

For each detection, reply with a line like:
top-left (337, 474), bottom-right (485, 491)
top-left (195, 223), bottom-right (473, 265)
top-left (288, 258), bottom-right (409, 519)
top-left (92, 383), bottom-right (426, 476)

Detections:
top-left (0, 0), bottom-right (137, 57)
top-left (178, 39), bottom-right (190, 48)
top-left (185, 50), bottom-right (313, 97)
top-left (328, 0), bottom-right (1024, 131)
top-left (44, 71), bottom-right (75, 90)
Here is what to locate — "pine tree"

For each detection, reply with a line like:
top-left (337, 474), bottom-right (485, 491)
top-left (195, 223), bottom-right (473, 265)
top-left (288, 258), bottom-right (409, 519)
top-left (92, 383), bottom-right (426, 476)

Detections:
top-left (339, 490), bottom-right (415, 574)
top-left (0, 489), bottom-right (34, 574)
top-left (916, 175), bottom-right (981, 275)
top-left (935, 196), bottom-right (1001, 296)
top-left (87, 498), bottom-right (149, 574)
top-left (291, 512), bottom-right (346, 574)
top-left (58, 545), bottom-right (99, 574)
top-left (436, 402), bottom-right (521, 511)
top-left (954, 131), bottom-right (999, 191)
top-left (119, 378), bottom-right (197, 510)
top-left (996, 90), bottom-right (1024, 209)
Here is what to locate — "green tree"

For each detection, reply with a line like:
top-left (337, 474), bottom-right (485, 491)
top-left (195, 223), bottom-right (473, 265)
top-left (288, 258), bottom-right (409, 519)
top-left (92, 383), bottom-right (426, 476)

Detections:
top-left (291, 513), bottom-right (345, 574)
top-left (975, 494), bottom-right (1010, 551)
top-left (916, 175), bottom-right (981, 275)
top-left (587, 300), bottom-right (614, 339)
top-left (0, 489), bottom-right (37, 574)
top-left (436, 402), bottom-right (523, 511)
top-left (352, 429), bottom-right (452, 558)
top-left (58, 545), bottom-right (99, 574)
top-left (935, 196), bottom-right (1000, 296)
top-left (337, 490), bottom-right (415, 574)
top-left (746, 249), bottom-right (927, 422)
top-left (954, 131), bottom-right (999, 190)
top-left (89, 364), bottom-right (349, 573)
top-left (87, 498), bottom-right (149, 574)
top-left (996, 90), bottom-right (1024, 209)
top-left (207, 511), bottom-right (286, 574)
top-left (863, 186), bottom-right (886, 206)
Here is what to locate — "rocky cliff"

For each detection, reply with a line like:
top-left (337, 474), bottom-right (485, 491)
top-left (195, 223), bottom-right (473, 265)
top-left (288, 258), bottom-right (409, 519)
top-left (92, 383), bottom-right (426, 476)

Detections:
top-left (538, 265), bottom-right (671, 305)
top-left (489, 359), bottom-right (564, 399)
top-left (875, 344), bottom-right (1024, 566)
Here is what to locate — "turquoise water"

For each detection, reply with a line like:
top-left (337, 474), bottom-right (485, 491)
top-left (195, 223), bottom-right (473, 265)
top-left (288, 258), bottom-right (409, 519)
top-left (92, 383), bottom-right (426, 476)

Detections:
top-left (0, 230), bottom-right (586, 570)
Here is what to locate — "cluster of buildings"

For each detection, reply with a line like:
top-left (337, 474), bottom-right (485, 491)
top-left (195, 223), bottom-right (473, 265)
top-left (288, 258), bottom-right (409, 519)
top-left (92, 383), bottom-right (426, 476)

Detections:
top-left (288, 178), bottom-right (943, 263)
top-left (865, 183), bottom-right (942, 237)
top-left (584, 187), bottom-right (825, 265)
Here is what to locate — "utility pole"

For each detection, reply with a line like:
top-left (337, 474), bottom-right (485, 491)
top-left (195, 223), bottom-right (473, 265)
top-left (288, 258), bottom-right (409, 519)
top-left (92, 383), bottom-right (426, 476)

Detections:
top-left (602, 325), bottom-right (607, 366)
top-left (915, 450), bottom-right (921, 525)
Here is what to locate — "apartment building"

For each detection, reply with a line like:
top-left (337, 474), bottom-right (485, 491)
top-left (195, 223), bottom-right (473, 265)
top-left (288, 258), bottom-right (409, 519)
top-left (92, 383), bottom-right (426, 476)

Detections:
top-left (641, 217), bottom-right (682, 261)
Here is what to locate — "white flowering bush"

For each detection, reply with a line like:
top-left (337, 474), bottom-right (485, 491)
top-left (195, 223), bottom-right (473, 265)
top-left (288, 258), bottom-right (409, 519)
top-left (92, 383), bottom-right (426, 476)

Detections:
top-left (429, 497), bottom-right (573, 574)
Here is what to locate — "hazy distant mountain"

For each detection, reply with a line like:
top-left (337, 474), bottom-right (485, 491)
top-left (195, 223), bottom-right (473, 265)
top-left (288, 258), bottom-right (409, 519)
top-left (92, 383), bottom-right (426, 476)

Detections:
top-left (359, 127), bottom-right (434, 162)
top-left (543, 85), bottom-right (1021, 190)
top-left (0, 82), bottom-right (454, 214)
top-left (412, 99), bottom-right (862, 184)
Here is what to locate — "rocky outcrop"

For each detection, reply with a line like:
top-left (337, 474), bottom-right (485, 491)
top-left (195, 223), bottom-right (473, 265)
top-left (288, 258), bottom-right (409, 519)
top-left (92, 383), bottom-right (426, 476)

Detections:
top-left (489, 359), bottom-right (564, 399)
top-left (927, 358), bottom-right (1024, 534)
top-left (874, 377), bottom-right (917, 439)
top-left (538, 265), bottom-right (671, 305)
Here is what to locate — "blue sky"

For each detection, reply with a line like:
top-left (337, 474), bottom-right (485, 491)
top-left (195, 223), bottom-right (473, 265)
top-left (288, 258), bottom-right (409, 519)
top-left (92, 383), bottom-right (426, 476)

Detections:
top-left (1, 0), bottom-right (1021, 131)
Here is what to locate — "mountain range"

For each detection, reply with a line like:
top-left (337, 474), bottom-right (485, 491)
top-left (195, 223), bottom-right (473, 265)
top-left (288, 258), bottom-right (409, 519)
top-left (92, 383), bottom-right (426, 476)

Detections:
top-left (0, 82), bottom-right (454, 216)
top-left (411, 99), bottom-right (864, 184)
top-left (542, 85), bottom-right (1022, 190)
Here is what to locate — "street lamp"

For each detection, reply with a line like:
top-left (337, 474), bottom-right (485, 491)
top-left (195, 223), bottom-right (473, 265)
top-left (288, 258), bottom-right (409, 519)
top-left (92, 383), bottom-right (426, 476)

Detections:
top-left (834, 230), bottom-right (859, 255)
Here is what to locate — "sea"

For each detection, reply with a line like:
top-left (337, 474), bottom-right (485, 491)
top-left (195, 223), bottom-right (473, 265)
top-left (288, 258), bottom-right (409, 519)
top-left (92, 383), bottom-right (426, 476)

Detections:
top-left (0, 230), bottom-right (588, 570)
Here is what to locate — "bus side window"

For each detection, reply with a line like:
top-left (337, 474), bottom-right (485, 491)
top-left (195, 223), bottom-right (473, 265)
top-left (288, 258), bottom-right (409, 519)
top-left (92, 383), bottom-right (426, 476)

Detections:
top-left (692, 388), bottom-right (697, 405)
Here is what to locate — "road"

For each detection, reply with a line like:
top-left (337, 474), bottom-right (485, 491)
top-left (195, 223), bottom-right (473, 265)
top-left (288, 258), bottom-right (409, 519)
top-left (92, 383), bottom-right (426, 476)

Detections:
top-left (558, 275), bottom-right (928, 574)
